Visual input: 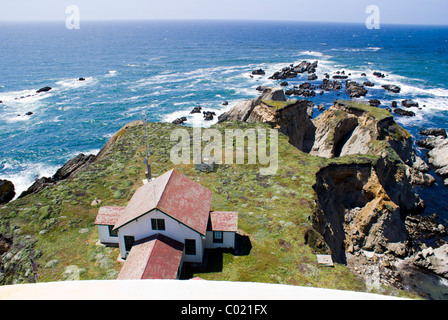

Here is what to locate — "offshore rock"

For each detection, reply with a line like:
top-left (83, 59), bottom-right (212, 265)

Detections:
top-left (345, 81), bottom-right (368, 98)
top-left (394, 108), bottom-right (415, 117)
top-left (0, 180), bottom-right (15, 205)
top-left (401, 99), bottom-right (419, 108)
top-left (419, 128), bottom-right (447, 138)
top-left (36, 86), bottom-right (52, 93)
top-left (382, 85), bottom-right (401, 93)
top-left (417, 135), bottom-right (448, 186)
top-left (411, 244), bottom-right (448, 279)
top-left (321, 79), bottom-right (342, 91)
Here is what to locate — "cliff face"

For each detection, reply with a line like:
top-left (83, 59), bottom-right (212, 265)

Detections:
top-left (312, 156), bottom-right (426, 264)
top-left (312, 162), bottom-right (407, 263)
top-left (219, 92), bottom-right (431, 265)
top-left (218, 87), bottom-right (315, 151)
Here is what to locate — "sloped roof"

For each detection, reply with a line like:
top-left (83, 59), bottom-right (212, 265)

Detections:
top-left (117, 234), bottom-right (184, 280)
top-left (94, 206), bottom-right (125, 226)
top-left (208, 211), bottom-right (238, 232)
top-left (113, 169), bottom-right (213, 235)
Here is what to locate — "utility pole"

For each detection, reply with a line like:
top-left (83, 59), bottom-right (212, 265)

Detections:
top-left (143, 111), bottom-right (152, 181)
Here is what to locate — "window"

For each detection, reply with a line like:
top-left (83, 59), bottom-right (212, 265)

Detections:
top-left (151, 218), bottom-right (166, 231)
top-left (108, 225), bottom-right (118, 237)
top-left (185, 239), bottom-right (196, 255)
top-left (124, 236), bottom-right (135, 253)
top-left (213, 231), bottom-right (223, 244)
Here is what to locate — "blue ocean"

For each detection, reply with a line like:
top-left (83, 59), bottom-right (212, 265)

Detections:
top-left (0, 20), bottom-right (447, 218)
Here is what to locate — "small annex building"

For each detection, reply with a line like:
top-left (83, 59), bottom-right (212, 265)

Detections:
top-left (94, 169), bottom-right (238, 280)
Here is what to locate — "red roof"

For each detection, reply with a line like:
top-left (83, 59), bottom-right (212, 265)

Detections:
top-left (113, 169), bottom-right (213, 235)
top-left (94, 206), bottom-right (125, 226)
top-left (117, 234), bottom-right (184, 280)
top-left (208, 211), bottom-right (238, 232)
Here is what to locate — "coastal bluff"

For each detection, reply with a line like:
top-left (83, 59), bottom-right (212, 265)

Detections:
top-left (218, 88), bottom-right (447, 297)
top-left (0, 99), bottom-right (444, 298)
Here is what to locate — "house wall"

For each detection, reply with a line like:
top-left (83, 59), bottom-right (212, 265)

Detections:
top-left (117, 209), bottom-right (205, 263)
top-left (205, 231), bottom-right (235, 249)
top-left (98, 225), bottom-right (119, 245)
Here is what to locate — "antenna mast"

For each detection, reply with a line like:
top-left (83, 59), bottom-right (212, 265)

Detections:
top-left (143, 111), bottom-right (152, 180)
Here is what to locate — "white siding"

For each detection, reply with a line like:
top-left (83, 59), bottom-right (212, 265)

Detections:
top-left (97, 225), bottom-right (119, 245)
top-left (205, 231), bottom-right (235, 249)
top-left (117, 209), bottom-right (205, 263)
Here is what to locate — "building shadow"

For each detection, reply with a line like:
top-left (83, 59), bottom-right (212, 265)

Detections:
top-left (180, 233), bottom-right (252, 279)
top-left (234, 233), bottom-right (252, 256)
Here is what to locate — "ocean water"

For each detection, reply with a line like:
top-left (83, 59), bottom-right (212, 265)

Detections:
top-left (0, 20), bottom-right (447, 219)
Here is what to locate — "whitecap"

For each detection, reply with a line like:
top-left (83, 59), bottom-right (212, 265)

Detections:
top-left (161, 100), bottom-right (237, 129)
top-left (105, 70), bottom-right (118, 78)
top-left (1, 162), bottom-right (61, 200)
top-left (298, 50), bottom-right (325, 57)
top-left (330, 47), bottom-right (382, 52)
top-left (55, 76), bottom-right (96, 90)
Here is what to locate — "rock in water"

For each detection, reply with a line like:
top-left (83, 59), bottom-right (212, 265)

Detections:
top-left (36, 86), bottom-right (52, 93)
top-left (394, 108), bottom-right (415, 117)
top-left (401, 99), bottom-right (419, 108)
top-left (427, 139), bottom-right (448, 186)
top-left (382, 85), bottom-right (401, 93)
top-left (321, 79), bottom-right (342, 91)
top-left (203, 111), bottom-right (216, 121)
top-left (0, 180), bottom-right (15, 205)
top-left (172, 117), bottom-right (187, 125)
top-left (252, 69), bottom-right (265, 75)
top-left (419, 128), bottom-right (447, 138)
top-left (345, 81), bottom-right (367, 98)
top-left (190, 106), bottom-right (202, 114)
top-left (412, 244), bottom-right (448, 279)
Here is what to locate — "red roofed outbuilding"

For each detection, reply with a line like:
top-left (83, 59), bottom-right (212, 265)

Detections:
top-left (94, 169), bottom-right (238, 279)
top-left (117, 234), bottom-right (184, 280)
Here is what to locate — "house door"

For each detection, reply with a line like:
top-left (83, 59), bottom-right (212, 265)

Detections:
top-left (124, 236), bottom-right (135, 253)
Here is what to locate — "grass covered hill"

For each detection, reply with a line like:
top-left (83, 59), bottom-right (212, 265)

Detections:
top-left (0, 119), bottom-right (415, 298)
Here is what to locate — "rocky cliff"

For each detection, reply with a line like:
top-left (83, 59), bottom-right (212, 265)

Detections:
top-left (218, 87), bottom-right (315, 151)
top-left (219, 90), bottom-right (444, 291)
top-left (312, 155), bottom-right (426, 264)
top-left (18, 120), bottom-right (145, 199)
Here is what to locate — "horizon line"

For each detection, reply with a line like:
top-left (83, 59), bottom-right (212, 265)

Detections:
top-left (0, 18), bottom-right (447, 27)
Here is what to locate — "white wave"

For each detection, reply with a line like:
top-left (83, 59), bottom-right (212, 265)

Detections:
top-left (1, 162), bottom-right (61, 200)
top-left (3, 113), bottom-right (34, 123)
top-left (298, 50), bottom-right (326, 57)
top-left (0, 88), bottom-right (51, 107)
top-left (105, 70), bottom-right (118, 78)
top-left (330, 47), bottom-right (382, 52)
top-left (161, 100), bottom-right (237, 129)
top-left (55, 76), bottom-right (96, 90)
top-left (134, 64), bottom-right (253, 88)
top-left (126, 64), bottom-right (146, 68)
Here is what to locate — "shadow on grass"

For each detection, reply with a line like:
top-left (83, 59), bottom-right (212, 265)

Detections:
top-left (180, 233), bottom-right (252, 279)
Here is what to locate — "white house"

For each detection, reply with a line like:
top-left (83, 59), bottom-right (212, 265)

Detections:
top-left (94, 169), bottom-right (238, 280)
